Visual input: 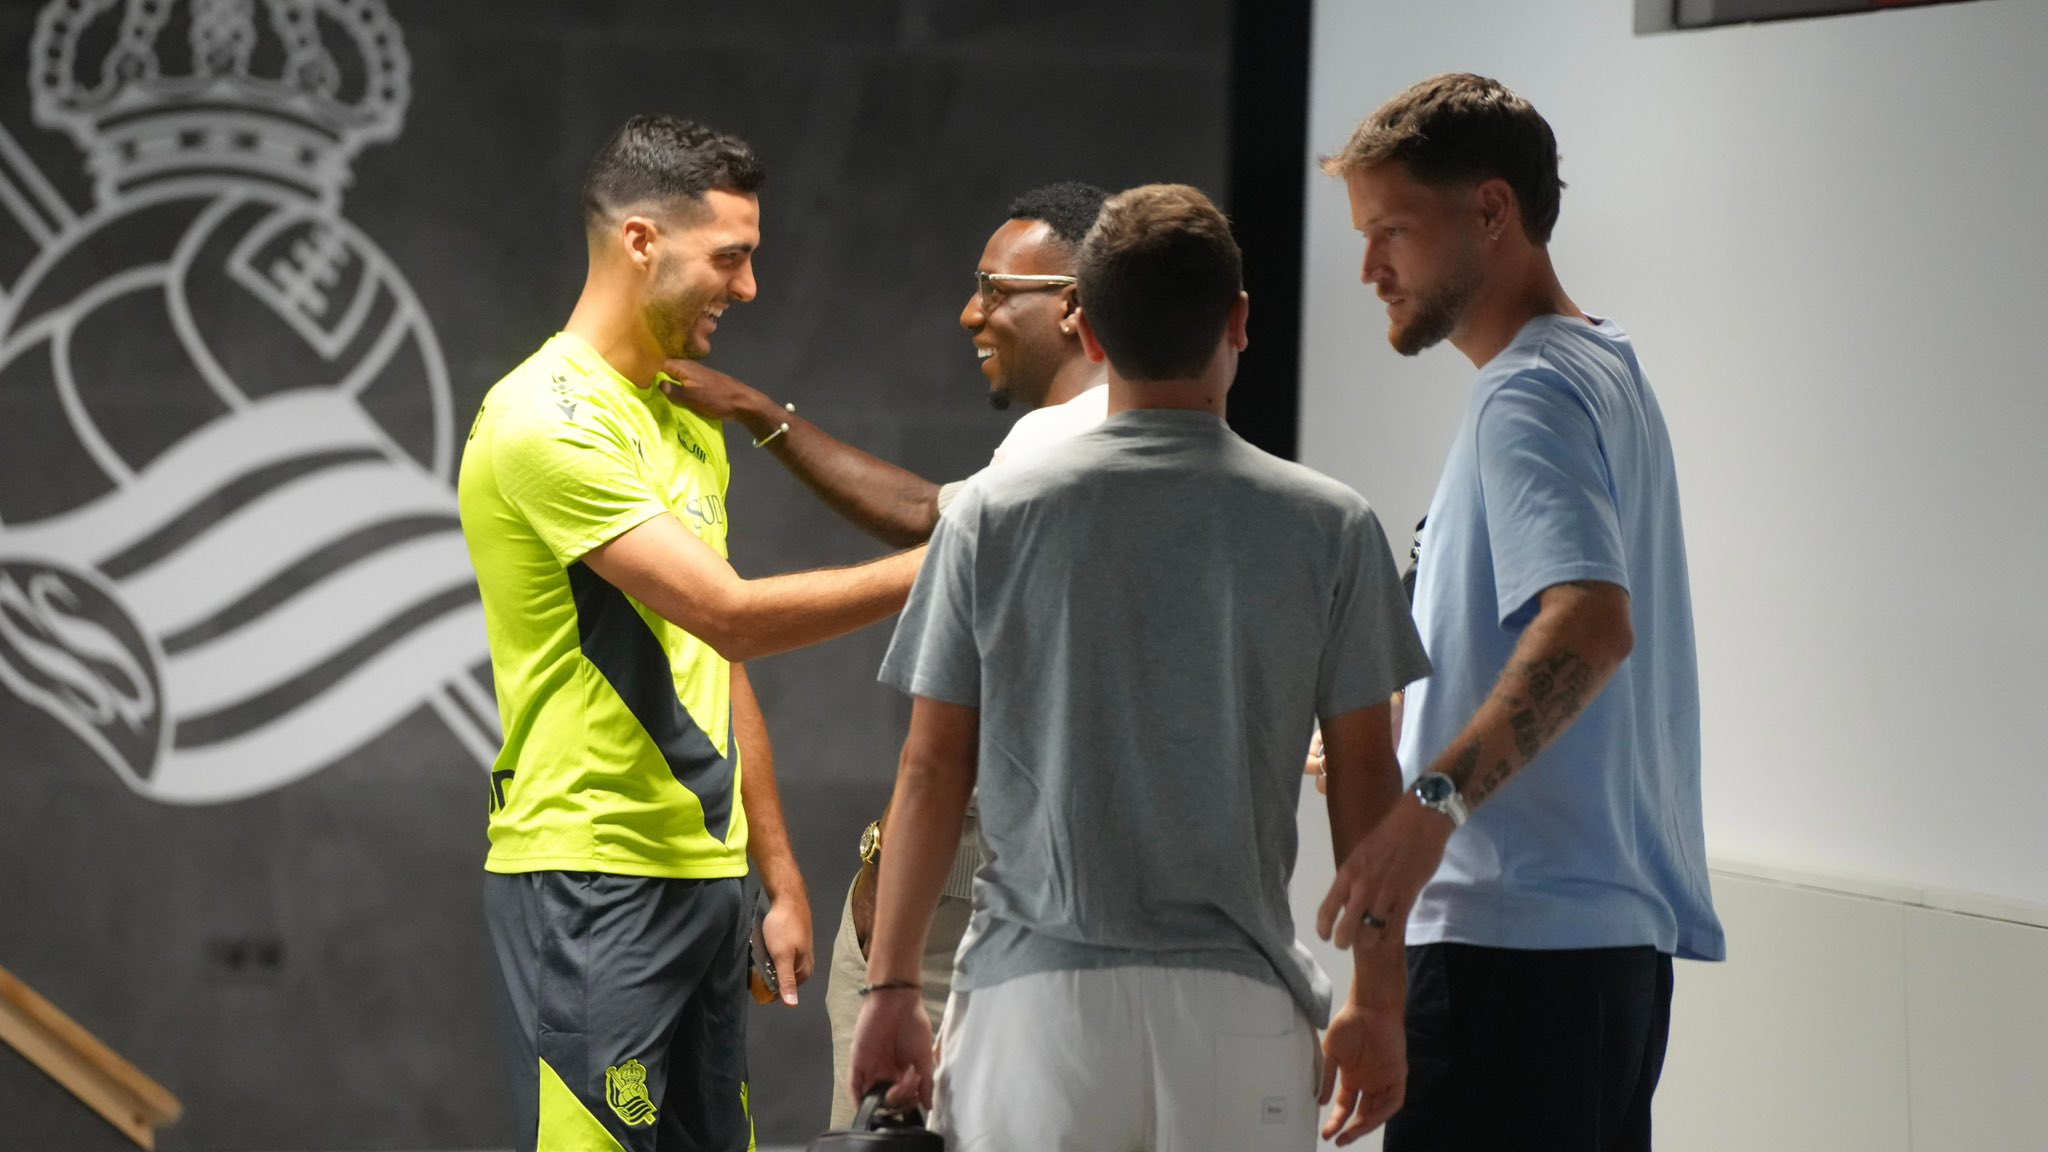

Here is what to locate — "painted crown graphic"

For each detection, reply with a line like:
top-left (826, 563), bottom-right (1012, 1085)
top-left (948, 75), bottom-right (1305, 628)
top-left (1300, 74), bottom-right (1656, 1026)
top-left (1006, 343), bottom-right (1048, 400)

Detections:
top-left (30, 0), bottom-right (409, 204)
top-left (0, 0), bottom-right (498, 803)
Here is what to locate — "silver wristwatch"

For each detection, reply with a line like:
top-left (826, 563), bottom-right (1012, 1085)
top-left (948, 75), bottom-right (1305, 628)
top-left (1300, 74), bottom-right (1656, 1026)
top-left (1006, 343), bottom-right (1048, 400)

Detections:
top-left (1413, 772), bottom-right (1470, 829)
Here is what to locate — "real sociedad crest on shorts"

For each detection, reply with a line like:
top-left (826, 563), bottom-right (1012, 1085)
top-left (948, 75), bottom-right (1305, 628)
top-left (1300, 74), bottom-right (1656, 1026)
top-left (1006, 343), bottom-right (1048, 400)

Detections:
top-left (0, 0), bottom-right (499, 803)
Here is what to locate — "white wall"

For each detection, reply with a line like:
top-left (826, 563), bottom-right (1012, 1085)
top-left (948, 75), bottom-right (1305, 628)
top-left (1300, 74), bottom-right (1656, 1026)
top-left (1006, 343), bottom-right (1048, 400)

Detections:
top-left (1292, 0), bottom-right (2048, 907)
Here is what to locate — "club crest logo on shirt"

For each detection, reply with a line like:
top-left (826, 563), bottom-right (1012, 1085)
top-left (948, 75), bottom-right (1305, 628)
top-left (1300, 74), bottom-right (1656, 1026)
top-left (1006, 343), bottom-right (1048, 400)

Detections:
top-left (605, 1059), bottom-right (658, 1127)
top-left (0, 0), bottom-right (498, 803)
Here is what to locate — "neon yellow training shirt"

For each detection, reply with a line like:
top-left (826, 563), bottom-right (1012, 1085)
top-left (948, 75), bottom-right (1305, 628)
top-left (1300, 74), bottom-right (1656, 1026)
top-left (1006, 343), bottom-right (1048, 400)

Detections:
top-left (458, 332), bottom-right (747, 877)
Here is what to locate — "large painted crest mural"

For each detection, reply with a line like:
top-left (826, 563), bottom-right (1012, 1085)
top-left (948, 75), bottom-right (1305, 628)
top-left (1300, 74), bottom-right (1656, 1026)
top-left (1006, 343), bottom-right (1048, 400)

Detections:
top-left (0, 0), bottom-right (495, 803)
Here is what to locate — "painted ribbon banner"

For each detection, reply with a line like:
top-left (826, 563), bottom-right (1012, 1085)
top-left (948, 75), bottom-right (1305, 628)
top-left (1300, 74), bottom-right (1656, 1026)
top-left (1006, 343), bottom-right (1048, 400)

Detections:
top-left (0, 0), bottom-right (498, 803)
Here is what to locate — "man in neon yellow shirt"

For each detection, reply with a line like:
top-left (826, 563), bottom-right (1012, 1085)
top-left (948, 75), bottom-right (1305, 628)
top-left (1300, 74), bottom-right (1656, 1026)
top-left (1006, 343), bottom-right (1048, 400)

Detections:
top-left (458, 114), bottom-right (922, 1152)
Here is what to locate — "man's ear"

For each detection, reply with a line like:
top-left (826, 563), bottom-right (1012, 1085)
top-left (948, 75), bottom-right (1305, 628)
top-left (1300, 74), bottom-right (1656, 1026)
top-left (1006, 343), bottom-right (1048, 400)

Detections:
top-left (1475, 178), bottom-right (1516, 242)
top-left (1073, 308), bottom-right (1109, 364)
top-left (1059, 299), bottom-right (1085, 338)
top-left (620, 215), bottom-right (660, 270)
top-left (1228, 291), bottom-right (1250, 352)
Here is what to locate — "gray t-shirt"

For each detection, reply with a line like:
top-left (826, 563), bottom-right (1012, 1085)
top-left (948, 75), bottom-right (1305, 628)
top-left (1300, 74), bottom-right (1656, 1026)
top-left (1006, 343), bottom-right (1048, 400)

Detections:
top-left (878, 408), bottom-right (1430, 1024)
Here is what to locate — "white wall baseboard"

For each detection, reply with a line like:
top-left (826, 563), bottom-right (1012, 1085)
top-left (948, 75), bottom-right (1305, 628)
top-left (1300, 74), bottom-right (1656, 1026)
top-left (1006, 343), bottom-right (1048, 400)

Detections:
top-left (1656, 865), bottom-right (2048, 1152)
top-left (1707, 854), bottom-right (2048, 930)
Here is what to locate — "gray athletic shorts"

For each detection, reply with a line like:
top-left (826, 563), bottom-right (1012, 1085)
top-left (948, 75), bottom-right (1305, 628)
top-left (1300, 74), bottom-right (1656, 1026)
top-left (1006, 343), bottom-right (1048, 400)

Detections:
top-left (484, 871), bottom-right (752, 1152)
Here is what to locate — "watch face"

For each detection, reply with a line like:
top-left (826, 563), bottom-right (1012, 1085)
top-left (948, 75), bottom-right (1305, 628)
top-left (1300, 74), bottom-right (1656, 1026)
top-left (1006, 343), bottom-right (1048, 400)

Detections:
top-left (1417, 773), bottom-right (1455, 805)
top-left (858, 822), bottom-right (881, 863)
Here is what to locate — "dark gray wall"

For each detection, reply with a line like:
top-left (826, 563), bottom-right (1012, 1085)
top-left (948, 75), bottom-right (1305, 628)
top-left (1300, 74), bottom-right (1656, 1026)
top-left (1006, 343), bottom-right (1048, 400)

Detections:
top-left (0, 1), bottom-right (1229, 1148)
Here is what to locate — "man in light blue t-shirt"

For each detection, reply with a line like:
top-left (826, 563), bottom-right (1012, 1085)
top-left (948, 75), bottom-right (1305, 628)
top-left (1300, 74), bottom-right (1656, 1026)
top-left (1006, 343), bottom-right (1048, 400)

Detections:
top-left (1315, 74), bottom-right (1725, 1152)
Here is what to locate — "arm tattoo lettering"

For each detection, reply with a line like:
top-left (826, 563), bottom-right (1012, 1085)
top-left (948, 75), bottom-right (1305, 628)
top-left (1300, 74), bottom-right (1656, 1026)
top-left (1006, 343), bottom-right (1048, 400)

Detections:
top-left (1462, 648), bottom-right (1600, 812)
top-left (1468, 758), bottom-right (1514, 808)
top-left (1510, 648), bottom-right (1596, 753)
top-left (1509, 708), bottom-right (1542, 760)
top-left (1445, 741), bottom-right (1482, 792)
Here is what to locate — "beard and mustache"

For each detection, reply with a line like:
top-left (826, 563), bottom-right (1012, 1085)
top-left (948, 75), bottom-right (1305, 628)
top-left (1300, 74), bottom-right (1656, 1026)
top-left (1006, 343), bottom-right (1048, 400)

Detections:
top-left (1387, 241), bottom-right (1485, 357)
top-left (644, 254), bottom-right (721, 361)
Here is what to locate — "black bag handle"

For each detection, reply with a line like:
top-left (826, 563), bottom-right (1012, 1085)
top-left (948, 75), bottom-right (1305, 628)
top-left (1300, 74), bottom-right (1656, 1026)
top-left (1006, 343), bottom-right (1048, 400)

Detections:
top-left (851, 1082), bottom-right (892, 1130)
top-left (852, 1081), bottom-right (925, 1131)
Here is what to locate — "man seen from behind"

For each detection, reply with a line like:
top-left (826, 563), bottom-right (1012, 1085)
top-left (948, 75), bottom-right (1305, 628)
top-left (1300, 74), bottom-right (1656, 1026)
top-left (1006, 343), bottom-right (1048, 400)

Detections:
top-left (851, 183), bottom-right (1433, 1149)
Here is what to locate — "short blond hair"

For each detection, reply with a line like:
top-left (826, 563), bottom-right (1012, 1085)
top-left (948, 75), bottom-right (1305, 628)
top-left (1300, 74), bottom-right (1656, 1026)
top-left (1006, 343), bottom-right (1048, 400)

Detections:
top-left (1322, 73), bottom-right (1565, 245)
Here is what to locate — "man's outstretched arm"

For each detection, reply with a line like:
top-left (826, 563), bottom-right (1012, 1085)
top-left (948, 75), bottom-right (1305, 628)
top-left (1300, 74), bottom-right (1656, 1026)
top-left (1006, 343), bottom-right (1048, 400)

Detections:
top-left (662, 360), bottom-right (941, 547)
top-left (581, 513), bottom-right (923, 662)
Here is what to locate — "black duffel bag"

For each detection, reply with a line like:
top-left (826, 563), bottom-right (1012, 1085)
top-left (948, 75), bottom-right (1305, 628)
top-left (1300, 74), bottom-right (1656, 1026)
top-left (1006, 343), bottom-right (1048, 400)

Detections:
top-left (806, 1083), bottom-right (944, 1151)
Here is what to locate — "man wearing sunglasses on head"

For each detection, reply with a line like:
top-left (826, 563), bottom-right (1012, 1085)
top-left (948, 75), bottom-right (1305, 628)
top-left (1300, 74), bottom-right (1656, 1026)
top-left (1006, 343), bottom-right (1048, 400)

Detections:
top-left (662, 181), bottom-right (1110, 1126)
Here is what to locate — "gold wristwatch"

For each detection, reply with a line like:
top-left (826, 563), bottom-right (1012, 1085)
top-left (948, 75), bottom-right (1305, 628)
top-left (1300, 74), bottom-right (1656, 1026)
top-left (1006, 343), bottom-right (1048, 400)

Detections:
top-left (858, 820), bottom-right (882, 865)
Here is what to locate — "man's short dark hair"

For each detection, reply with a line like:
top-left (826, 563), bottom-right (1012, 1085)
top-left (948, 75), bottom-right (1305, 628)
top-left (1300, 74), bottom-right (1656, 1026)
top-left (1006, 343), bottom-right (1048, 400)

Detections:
top-left (1076, 184), bottom-right (1243, 382)
top-left (1321, 73), bottom-right (1565, 245)
top-left (1007, 182), bottom-right (1111, 252)
top-left (582, 115), bottom-right (764, 232)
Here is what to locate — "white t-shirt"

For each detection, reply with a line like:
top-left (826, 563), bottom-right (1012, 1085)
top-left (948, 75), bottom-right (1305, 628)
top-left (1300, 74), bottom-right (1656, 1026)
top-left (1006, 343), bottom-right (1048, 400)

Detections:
top-left (937, 382), bottom-right (1108, 515)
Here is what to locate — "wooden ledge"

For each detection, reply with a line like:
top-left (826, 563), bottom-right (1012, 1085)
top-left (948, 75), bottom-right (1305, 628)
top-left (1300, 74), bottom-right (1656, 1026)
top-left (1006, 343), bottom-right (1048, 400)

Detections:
top-left (0, 965), bottom-right (182, 1149)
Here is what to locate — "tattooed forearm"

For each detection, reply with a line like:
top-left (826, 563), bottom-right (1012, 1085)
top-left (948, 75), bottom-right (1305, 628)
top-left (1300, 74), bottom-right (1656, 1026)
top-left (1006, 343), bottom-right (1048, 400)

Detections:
top-left (1509, 708), bottom-right (1542, 759)
top-left (1511, 648), bottom-right (1596, 751)
top-left (1444, 741), bottom-right (1483, 791)
top-left (1425, 582), bottom-right (1631, 820)
top-left (1468, 758), bottom-right (1515, 808)
top-left (1459, 649), bottom-right (1600, 812)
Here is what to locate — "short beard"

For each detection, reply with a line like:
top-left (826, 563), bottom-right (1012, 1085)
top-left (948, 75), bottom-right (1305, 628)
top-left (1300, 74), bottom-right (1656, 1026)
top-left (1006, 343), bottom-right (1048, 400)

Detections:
top-left (646, 256), bottom-right (707, 360)
top-left (1390, 253), bottom-right (1482, 358)
top-left (650, 309), bottom-right (703, 361)
top-left (990, 348), bottom-right (1054, 413)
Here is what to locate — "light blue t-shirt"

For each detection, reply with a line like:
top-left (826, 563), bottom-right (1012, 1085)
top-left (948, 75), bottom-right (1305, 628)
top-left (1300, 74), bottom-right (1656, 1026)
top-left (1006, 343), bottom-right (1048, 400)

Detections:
top-left (1399, 315), bottom-right (1725, 961)
top-left (881, 409), bottom-right (1431, 1025)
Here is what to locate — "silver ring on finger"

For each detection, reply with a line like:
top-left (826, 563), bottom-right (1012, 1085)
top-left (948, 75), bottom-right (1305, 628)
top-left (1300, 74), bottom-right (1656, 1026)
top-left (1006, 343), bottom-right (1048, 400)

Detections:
top-left (1360, 911), bottom-right (1388, 930)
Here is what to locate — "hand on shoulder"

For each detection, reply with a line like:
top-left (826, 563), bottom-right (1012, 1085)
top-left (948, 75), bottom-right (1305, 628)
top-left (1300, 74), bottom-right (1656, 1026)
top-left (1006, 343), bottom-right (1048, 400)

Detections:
top-left (658, 359), bottom-right (770, 426)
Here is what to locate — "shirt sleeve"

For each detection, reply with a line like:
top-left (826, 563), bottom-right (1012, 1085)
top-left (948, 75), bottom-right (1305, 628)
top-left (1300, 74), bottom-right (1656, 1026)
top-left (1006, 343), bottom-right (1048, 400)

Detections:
top-left (1476, 370), bottom-right (1629, 630)
top-left (1317, 503), bottom-right (1432, 718)
top-left (878, 490), bottom-right (982, 706)
top-left (494, 399), bottom-right (667, 566)
top-left (936, 477), bottom-right (970, 517)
